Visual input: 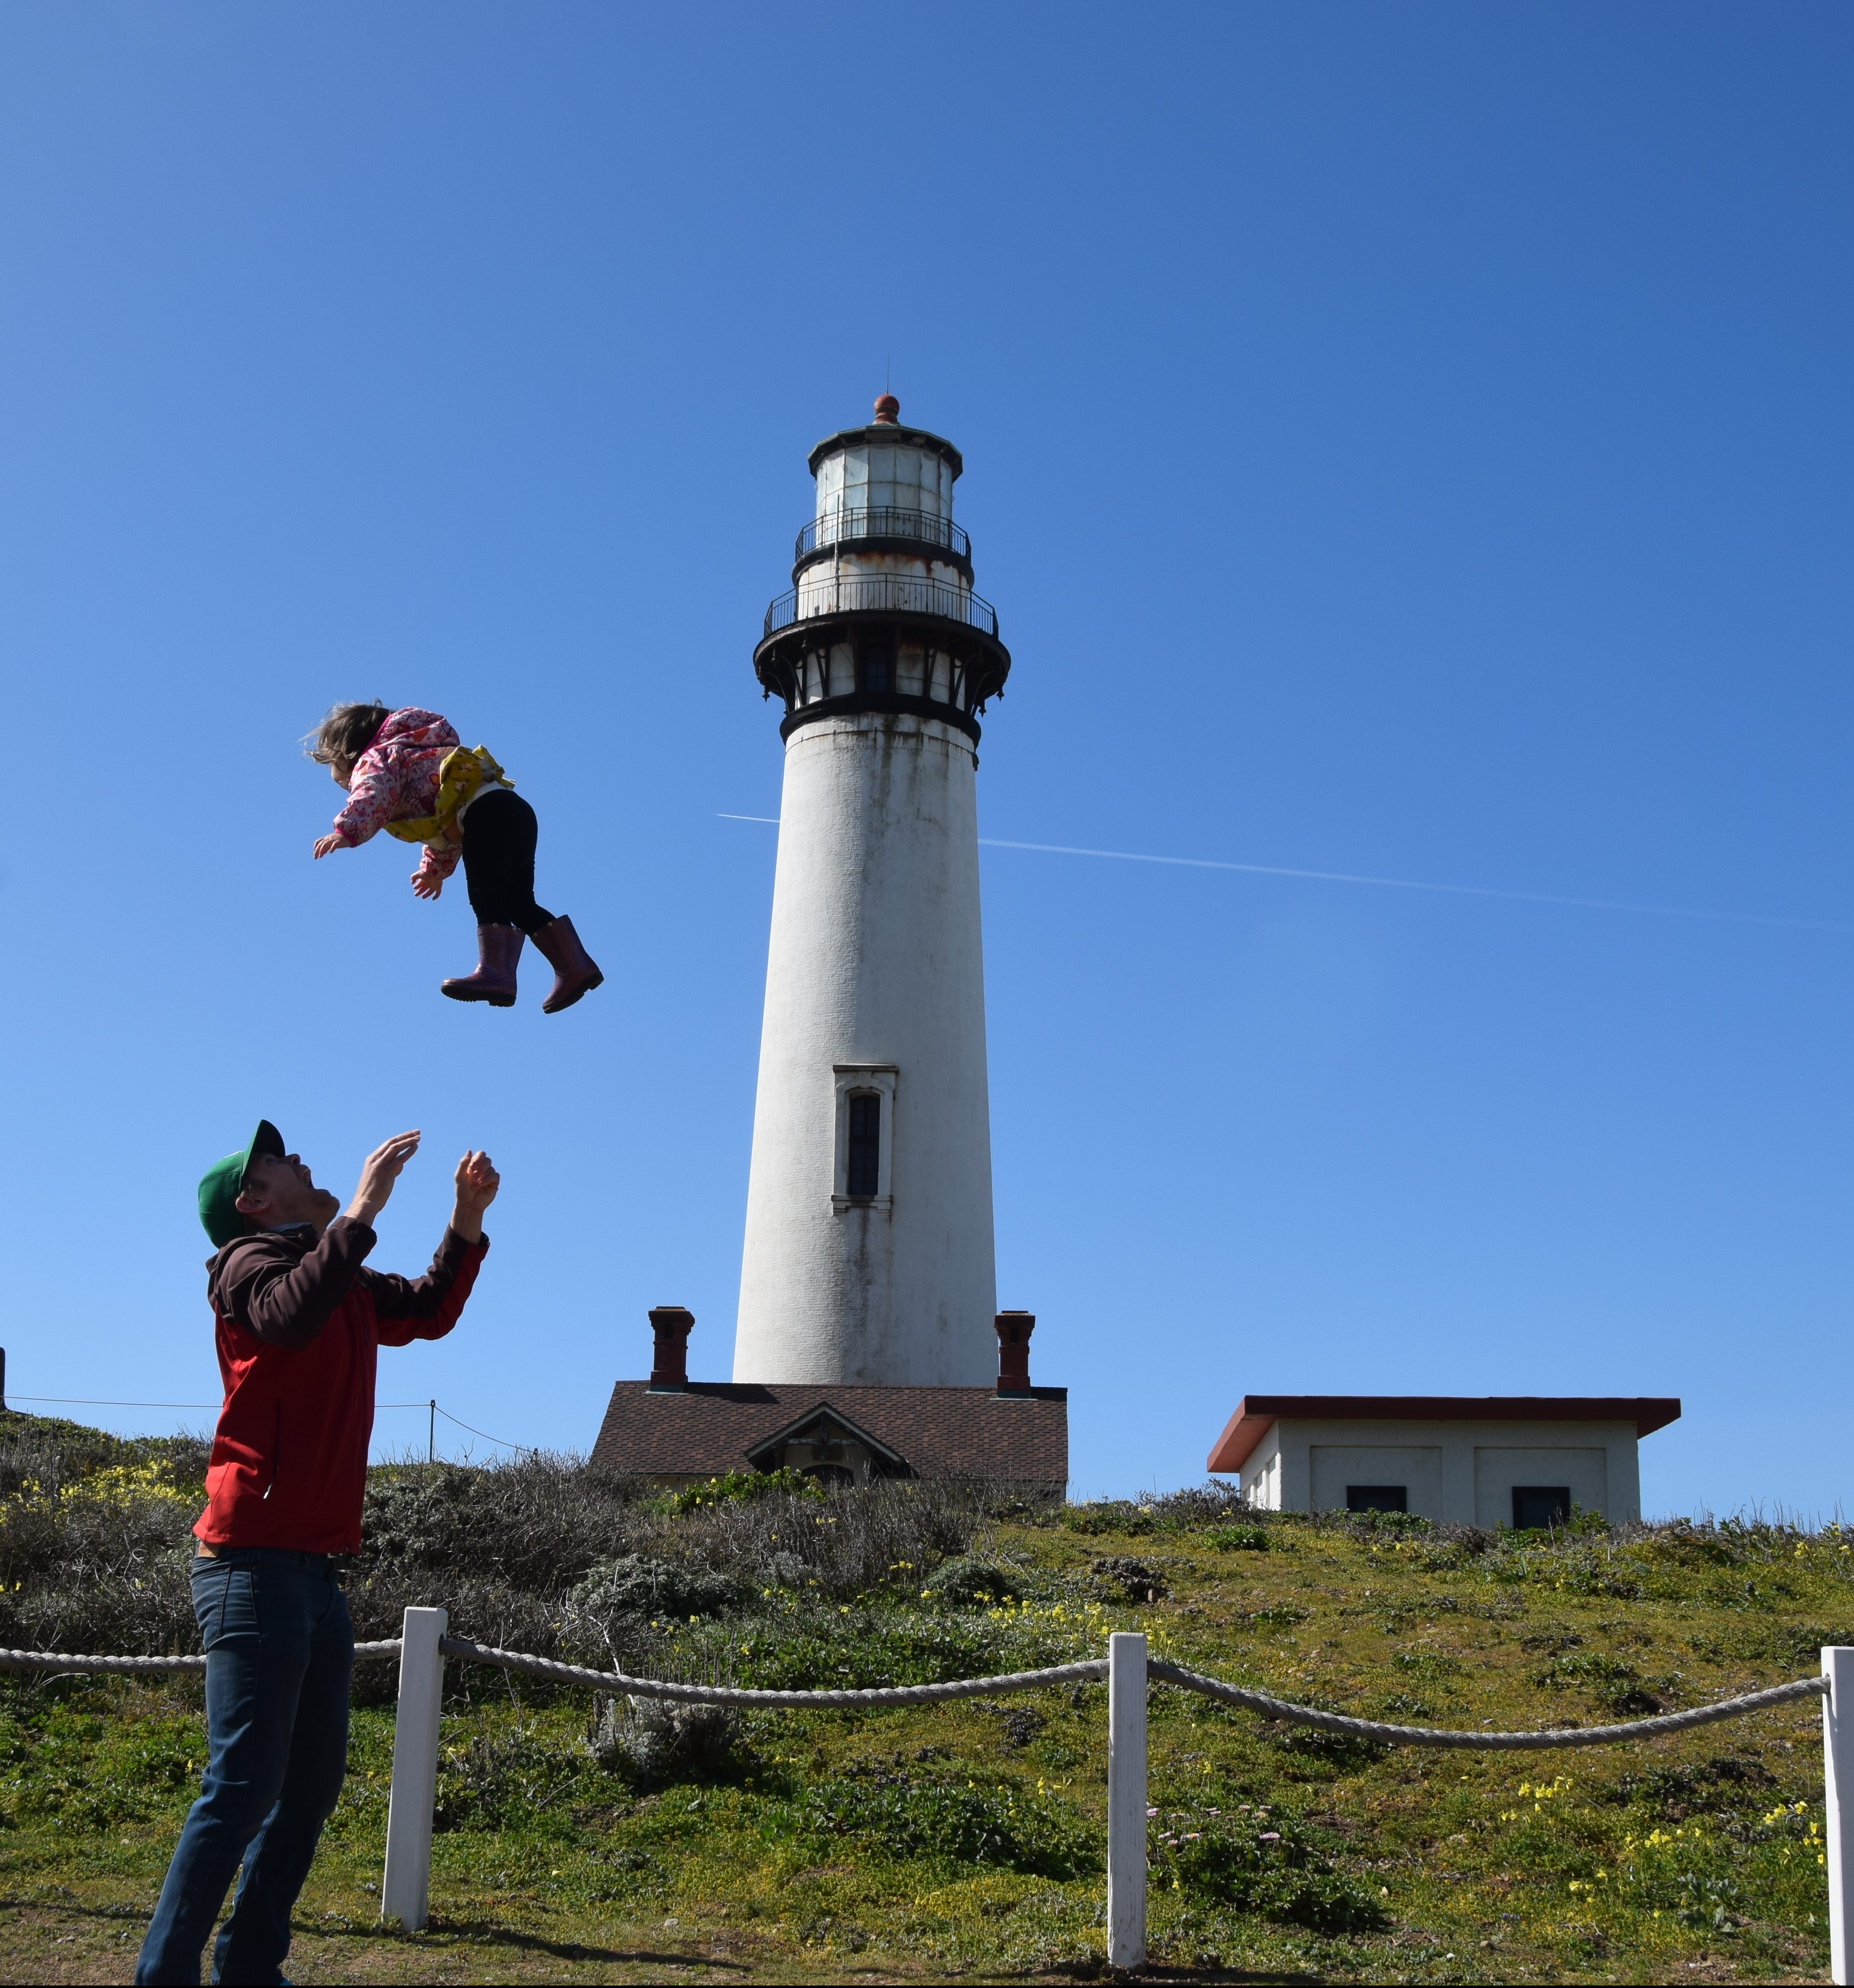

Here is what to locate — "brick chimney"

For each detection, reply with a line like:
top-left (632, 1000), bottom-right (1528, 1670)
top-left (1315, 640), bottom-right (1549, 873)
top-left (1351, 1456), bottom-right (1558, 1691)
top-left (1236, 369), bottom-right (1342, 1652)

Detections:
top-left (994, 1311), bottom-right (1035, 1397)
top-left (648, 1306), bottom-right (694, 1391)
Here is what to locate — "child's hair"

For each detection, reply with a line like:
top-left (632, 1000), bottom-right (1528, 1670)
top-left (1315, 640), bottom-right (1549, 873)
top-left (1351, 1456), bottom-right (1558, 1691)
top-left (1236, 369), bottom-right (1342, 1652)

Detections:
top-left (305, 701), bottom-right (391, 768)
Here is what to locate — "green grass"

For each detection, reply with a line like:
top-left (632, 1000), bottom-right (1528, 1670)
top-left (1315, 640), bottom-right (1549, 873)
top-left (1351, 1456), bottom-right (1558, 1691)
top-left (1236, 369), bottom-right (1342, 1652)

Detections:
top-left (0, 1438), bottom-right (1844, 1982)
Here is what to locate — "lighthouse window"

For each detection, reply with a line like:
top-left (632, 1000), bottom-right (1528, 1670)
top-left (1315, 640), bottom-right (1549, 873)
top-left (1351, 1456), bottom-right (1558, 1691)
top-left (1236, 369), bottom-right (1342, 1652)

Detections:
top-left (832, 1063), bottom-right (896, 1211)
top-left (846, 1095), bottom-right (882, 1197)
top-left (858, 636), bottom-right (895, 696)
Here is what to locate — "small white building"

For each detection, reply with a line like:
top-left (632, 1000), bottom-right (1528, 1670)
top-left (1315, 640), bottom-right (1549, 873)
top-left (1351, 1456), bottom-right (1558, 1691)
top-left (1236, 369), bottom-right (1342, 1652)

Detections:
top-left (1207, 1394), bottom-right (1681, 1528)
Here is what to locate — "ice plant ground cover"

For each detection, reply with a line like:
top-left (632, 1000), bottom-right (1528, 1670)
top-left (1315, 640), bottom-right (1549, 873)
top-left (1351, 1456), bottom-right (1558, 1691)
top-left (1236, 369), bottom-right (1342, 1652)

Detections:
top-left (0, 1413), bottom-right (1842, 1984)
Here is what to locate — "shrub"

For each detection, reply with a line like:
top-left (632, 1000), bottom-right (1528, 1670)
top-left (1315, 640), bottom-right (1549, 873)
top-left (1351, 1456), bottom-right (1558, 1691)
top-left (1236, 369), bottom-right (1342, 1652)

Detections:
top-left (1089, 1557), bottom-right (1168, 1603)
top-left (1062, 1501), bottom-right (1161, 1537)
top-left (1327, 1508), bottom-right (1432, 1539)
top-left (0, 1552), bottom-right (199, 1660)
top-left (1602, 1754), bottom-right (1775, 1821)
top-left (1204, 1524), bottom-right (1270, 1552)
top-left (1149, 1805), bottom-right (1387, 1933)
top-left (348, 1570), bottom-right (559, 1652)
top-left (1256, 1694), bottom-right (1386, 1770)
top-left (653, 1479), bottom-right (985, 1602)
top-left (1139, 1483), bottom-right (1255, 1529)
top-left (1535, 1649), bottom-right (1664, 1715)
top-left (799, 1771), bottom-right (1093, 1877)
top-left (757, 1550), bottom-right (812, 1588)
top-left (356, 1456), bottom-right (650, 1595)
top-left (1063, 1484), bottom-right (1261, 1534)
top-left (0, 1416), bottom-right (209, 1503)
top-left (0, 1458), bottom-right (199, 1590)
top-left (586, 1695), bottom-right (747, 1789)
top-left (655, 1468), bottom-right (822, 1515)
top-left (1485, 1539), bottom-right (1646, 1601)
top-left (722, 1600), bottom-right (1081, 1692)
top-left (431, 1726), bottom-right (599, 1833)
top-left (922, 1556), bottom-right (1024, 1607)
top-left (569, 1555), bottom-right (740, 1630)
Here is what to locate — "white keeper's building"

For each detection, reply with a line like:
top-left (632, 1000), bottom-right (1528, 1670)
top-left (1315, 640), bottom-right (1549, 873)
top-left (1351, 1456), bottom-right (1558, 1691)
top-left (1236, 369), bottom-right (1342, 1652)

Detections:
top-left (1208, 1395), bottom-right (1681, 1528)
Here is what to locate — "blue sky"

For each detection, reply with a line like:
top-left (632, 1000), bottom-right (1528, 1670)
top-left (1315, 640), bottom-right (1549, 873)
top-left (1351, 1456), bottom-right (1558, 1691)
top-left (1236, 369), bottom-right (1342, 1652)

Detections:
top-left (0, 4), bottom-right (1847, 1515)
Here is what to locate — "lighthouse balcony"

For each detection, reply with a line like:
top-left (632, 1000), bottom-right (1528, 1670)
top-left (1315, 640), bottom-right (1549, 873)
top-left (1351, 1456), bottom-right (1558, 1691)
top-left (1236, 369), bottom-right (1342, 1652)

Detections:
top-left (762, 572), bottom-right (998, 641)
top-left (794, 504), bottom-right (971, 576)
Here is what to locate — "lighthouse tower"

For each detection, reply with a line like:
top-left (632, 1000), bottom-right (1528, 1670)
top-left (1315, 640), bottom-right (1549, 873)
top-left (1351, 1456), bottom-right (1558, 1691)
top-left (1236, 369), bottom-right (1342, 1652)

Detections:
top-left (734, 397), bottom-right (1012, 1386)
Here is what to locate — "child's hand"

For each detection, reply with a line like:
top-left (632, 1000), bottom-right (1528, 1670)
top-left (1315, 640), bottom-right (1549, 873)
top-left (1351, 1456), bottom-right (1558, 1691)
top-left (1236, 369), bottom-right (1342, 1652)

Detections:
top-left (312, 833), bottom-right (347, 860)
top-left (411, 871), bottom-right (442, 900)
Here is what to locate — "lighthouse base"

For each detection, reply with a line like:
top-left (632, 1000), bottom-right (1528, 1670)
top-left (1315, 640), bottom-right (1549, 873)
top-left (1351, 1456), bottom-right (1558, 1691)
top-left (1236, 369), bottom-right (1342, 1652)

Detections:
top-left (591, 1380), bottom-right (1068, 1499)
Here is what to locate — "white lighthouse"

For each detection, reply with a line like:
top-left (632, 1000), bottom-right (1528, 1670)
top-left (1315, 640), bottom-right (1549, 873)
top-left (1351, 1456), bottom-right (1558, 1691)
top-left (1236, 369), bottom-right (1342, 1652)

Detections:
top-left (734, 396), bottom-right (1011, 1387)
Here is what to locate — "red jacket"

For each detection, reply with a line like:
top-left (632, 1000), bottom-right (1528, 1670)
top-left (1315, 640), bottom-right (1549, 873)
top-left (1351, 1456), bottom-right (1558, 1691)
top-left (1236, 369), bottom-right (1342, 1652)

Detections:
top-left (195, 1215), bottom-right (487, 1555)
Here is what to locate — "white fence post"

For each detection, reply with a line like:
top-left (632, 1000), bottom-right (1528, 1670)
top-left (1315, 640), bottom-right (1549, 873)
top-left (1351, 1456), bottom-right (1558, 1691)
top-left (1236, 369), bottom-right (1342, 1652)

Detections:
top-left (1827, 1647), bottom-right (1853, 1988)
top-left (381, 1606), bottom-right (447, 1932)
top-left (1107, 1631), bottom-right (1148, 1972)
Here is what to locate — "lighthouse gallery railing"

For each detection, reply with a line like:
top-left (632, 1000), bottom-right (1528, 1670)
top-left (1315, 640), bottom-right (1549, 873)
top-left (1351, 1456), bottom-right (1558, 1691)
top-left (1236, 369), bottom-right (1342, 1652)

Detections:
top-left (762, 573), bottom-right (999, 641)
top-left (795, 505), bottom-right (970, 562)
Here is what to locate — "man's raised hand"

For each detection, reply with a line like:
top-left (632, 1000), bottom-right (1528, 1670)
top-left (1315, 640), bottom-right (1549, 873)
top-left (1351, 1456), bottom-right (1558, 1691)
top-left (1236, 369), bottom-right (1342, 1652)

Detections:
top-left (451, 1151), bottom-right (499, 1243)
top-left (343, 1130), bottom-right (422, 1230)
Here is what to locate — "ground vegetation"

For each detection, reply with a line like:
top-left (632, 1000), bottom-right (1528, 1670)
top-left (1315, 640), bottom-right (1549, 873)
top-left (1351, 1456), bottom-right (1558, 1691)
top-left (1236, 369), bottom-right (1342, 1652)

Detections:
top-left (0, 1414), bottom-right (1841, 1983)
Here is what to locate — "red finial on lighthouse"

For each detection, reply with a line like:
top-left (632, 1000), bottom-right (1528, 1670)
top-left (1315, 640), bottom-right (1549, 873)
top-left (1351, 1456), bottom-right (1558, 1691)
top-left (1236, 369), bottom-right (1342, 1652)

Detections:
top-left (873, 393), bottom-right (900, 424)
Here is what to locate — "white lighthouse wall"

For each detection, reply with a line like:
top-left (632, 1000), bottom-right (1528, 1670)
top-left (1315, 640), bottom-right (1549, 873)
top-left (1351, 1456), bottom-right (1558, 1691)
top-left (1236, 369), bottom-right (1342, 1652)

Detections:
top-left (734, 709), bottom-right (998, 1385)
top-left (795, 548), bottom-right (968, 620)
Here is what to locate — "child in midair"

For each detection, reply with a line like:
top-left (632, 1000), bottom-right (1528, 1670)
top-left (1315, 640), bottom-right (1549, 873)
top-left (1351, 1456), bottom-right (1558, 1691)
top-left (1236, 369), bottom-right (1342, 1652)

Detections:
top-left (307, 702), bottom-right (602, 1012)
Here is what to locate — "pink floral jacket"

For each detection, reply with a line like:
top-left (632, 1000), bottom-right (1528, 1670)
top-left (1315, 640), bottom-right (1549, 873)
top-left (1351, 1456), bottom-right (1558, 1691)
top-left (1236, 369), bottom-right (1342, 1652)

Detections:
top-left (330, 708), bottom-right (463, 882)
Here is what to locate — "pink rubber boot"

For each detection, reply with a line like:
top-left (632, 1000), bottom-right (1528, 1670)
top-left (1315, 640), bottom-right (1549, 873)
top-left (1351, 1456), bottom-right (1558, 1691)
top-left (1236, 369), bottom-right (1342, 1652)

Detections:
top-left (440, 925), bottom-right (523, 1007)
top-left (530, 915), bottom-right (603, 1014)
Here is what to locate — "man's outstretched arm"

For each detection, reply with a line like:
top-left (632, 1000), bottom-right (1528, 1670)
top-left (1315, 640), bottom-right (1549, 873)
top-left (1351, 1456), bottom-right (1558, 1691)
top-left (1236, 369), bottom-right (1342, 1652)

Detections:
top-left (370, 1150), bottom-right (499, 1344)
top-left (215, 1132), bottom-right (422, 1347)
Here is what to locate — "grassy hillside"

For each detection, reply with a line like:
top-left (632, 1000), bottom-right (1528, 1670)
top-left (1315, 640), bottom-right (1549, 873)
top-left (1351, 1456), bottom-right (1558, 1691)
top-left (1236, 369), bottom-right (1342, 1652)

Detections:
top-left (0, 1412), bottom-right (1841, 1985)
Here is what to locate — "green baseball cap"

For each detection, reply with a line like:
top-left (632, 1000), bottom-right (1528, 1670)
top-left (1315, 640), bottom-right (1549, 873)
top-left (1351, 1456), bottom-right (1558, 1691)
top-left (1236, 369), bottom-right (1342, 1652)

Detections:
top-left (197, 1120), bottom-right (287, 1249)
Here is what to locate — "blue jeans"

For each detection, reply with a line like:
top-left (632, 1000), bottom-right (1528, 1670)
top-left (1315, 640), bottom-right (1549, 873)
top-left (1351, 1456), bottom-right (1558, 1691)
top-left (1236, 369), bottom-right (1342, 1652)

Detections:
top-left (135, 1550), bottom-right (353, 1986)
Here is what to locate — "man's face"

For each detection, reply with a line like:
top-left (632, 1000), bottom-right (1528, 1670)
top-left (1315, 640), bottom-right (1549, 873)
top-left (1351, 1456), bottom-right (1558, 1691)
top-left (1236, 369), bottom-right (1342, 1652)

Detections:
top-left (235, 1153), bottom-right (340, 1233)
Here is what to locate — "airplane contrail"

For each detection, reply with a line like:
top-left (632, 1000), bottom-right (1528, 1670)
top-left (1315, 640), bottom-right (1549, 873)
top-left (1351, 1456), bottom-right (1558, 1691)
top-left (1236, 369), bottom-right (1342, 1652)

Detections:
top-left (717, 817), bottom-right (1852, 936)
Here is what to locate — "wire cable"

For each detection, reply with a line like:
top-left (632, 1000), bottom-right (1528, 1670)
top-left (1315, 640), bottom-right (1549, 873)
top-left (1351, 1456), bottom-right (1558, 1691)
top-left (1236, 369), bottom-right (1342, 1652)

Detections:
top-left (7, 1395), bottom-right (436, 1412)
top-left (433, 1405), bottom-right (531, 1452)
top-left (8, 1395), bottom-right (218, 1410)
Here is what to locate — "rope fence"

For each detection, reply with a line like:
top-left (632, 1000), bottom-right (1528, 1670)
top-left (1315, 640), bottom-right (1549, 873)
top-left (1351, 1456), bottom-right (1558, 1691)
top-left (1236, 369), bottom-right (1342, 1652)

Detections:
top-left (1148, 1658), bottom-right (1832, 1749)
top-left (2, 1622), bottom-right (1848, 1978)
top-left (0, 1637), bottom-right (1827, 1738)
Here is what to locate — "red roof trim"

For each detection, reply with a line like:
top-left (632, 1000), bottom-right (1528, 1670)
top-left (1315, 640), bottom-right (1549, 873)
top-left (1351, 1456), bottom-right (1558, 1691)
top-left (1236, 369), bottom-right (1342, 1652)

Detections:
top-left (1206, 1395), bottom-right (1682, 1475)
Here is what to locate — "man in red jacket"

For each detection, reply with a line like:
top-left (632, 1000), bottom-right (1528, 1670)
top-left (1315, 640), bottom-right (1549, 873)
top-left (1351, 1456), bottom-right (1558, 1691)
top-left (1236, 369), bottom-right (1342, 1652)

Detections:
top-left (136, 1119), bottom-right (497, 1988)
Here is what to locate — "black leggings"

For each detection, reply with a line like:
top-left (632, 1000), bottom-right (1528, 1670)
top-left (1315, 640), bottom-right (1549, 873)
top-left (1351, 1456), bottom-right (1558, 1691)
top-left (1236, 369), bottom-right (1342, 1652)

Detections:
top-left (460, 789), bottom-right (554, 935)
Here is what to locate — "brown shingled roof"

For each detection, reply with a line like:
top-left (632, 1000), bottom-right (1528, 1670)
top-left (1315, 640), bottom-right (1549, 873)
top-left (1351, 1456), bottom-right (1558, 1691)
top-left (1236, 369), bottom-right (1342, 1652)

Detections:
top-left (590, 1382), bottom-right (1068, 1488)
